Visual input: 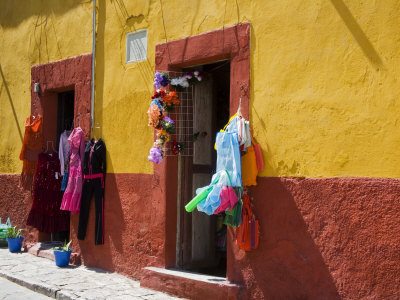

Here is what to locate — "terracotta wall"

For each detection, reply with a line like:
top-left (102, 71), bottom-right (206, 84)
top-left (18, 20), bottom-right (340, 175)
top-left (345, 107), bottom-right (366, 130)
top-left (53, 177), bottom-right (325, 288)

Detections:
top-left (228, 177), bottom-right (400, 299)
top-left (69, 173), bottom-right (166, 277)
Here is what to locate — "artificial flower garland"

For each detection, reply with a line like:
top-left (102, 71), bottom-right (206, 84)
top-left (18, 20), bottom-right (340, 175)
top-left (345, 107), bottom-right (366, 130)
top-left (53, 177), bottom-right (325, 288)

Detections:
top-left (148, 71), bottom-right (202, 164)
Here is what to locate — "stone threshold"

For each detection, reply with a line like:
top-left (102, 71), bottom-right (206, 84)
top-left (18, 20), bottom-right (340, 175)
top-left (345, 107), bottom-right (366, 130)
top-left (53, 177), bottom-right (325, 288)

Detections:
top-left (140, 267), bottom-right (244, 300)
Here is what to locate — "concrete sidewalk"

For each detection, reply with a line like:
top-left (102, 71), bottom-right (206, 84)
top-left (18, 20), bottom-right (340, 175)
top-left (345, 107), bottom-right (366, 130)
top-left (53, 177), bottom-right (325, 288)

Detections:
top-left (0, 248), bottom-right (181, 300)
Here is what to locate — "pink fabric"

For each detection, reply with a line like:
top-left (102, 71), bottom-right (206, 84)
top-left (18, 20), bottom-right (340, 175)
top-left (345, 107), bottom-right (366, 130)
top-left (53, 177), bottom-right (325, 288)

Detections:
top-left (84, 173), bottom-right (104, 188)
top-left (214, 186), bottom-right (238, 214)
top-left (60, 127), bottom-right (85, 214)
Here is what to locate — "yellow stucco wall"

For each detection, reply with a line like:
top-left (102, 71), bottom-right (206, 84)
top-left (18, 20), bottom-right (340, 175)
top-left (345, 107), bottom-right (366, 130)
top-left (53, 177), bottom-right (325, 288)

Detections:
top-left (0, 1), bottom-right (92, 173)
top-left (1, 1), bottom-right (400, 177)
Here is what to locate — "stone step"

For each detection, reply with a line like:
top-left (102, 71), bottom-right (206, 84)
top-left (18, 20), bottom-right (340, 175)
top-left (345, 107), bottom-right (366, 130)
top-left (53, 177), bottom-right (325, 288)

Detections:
top-left (140, 267), bottom-right (243, 300)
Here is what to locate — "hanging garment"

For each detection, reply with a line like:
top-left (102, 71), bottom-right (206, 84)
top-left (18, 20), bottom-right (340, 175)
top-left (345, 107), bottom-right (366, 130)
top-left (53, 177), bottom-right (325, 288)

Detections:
top-left (58, 130), bottom-right (71, 176)
top-left (60, 127), bottom-right (85, 214)
top-left (19, 115), bottom-right (43, 188)
top-left (60, 169), bottom-right (69, 191)
top-left (78, 138), bottom-right (106, 245)
top-left (26, 153), bottom-right (70, 233)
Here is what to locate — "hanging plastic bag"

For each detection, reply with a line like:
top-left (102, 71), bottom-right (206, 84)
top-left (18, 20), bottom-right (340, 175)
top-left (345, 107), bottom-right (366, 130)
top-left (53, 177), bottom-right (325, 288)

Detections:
top-left (197, 185), bottom-right (223, 215)
top-left (224, 197), bottom-right (243, 227)
top-left (214, 170), bottom-right (238, 214)
top-left (237, 194), bottom-right (259, 251)
top-left (215, 131), bottom-right (242, 186)
top-left (185, 174), bottom-right (220, 212)
top-left (241, 145), bottom-right (258, 186)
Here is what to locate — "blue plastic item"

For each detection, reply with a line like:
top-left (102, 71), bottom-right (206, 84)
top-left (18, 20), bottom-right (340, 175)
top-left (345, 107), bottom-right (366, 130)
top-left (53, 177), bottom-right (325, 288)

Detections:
top-left (7, 237), bottom-right (23, 252)
top-left (54, 250), bottom-right (72, 267)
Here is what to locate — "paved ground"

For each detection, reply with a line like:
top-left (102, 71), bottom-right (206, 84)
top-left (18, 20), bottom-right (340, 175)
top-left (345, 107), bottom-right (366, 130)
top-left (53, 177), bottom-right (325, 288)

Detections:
top-left (0, 277), bottom-right (53, 300)
top-left (0, 248), bottom-right (181, 300)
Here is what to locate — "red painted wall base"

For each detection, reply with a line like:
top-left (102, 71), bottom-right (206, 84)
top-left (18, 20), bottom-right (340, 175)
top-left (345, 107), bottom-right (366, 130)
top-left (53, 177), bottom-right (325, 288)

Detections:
top-left (1, 173), bottom-right (400, 299)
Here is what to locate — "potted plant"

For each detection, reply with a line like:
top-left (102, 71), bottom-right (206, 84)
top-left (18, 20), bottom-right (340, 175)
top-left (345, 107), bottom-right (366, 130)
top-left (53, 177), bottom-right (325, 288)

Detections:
top-left (53, 240), bottom-right (72, 267)
top-left (6, 226), bottom-right (23, 253)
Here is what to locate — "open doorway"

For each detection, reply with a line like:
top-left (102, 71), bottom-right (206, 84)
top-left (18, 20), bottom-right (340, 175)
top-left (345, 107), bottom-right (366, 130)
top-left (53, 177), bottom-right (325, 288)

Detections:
top-left (177, 61), bottom-right (230, 277)
top-left (52, 90), bottom-right (74, 243)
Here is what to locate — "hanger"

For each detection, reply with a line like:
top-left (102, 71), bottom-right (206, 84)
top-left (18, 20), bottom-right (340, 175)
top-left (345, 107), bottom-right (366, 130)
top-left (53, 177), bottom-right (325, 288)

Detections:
top-left (93, 123), bottom-right (101, 140)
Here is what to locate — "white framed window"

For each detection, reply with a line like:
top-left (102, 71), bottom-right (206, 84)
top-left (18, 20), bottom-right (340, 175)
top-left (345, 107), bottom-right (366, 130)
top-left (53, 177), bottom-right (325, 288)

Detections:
top-left (126, 29), bottom-right (148, 63)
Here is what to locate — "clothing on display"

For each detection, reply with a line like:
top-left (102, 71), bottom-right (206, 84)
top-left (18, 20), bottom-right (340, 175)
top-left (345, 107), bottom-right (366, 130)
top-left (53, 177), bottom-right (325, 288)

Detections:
top-left (26, 152), bottom-right (70, 233)
top-left (19, 115), bottom-right (43, 188)
top-left (78, 138), bottom-right (106, 245)
top-left (60, 127), bottom-right (85, 214)
top-left (58, 130), bottom-right (71, 176)
top-left (60, 169), bottom-right (69, 191)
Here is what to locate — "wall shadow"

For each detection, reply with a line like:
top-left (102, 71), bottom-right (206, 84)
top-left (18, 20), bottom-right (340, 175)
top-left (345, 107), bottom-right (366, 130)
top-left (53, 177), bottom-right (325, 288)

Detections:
top-left (329, 0), bottom-right (383, 67)
top-left (0, 65), bottom-right (23, 142)
top-left (0, 0), bottom-right (83, 28)
top-left (229, 177), bottom-right (341, 299)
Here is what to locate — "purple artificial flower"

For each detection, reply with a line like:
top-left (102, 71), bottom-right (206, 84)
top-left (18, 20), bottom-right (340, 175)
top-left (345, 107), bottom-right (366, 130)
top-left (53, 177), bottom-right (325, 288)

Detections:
top-left (154, 72), bottom-right (169, 88)
top-left (163, 116), bottom-right (175, 125)
top-left (159, 74), bottom-right (169, 87)
top-left (193, 70), bottom-right (200, 76)
top-left (148, 146), bottom-right (163, 164)
top-left (154, 72), bottom-right (163, 89)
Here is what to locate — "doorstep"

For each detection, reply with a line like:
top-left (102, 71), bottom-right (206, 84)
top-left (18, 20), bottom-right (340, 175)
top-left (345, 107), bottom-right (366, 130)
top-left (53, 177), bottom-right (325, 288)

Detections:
top-left (140, 267), bottom-right (244, 300)
top-left (25, 242), bottom-right (81, 265)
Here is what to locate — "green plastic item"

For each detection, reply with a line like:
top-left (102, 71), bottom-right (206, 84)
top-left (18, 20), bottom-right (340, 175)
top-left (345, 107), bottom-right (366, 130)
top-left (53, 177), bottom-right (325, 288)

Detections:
top-left (185, 187), bottom-right (213, 212)
top-left (185, 175), bottom-right (221, 213)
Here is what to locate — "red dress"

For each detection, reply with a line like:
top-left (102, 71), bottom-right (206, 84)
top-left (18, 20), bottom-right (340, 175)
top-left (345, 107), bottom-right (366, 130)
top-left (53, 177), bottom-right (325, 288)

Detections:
top-left (26, 153), bottom-right (70, 233)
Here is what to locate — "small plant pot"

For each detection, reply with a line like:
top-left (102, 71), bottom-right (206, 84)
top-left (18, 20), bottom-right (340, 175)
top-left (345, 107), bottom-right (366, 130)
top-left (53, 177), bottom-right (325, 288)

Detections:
top-left (53, 250), bottom-right (72, 267)
top-left (6, 237), bottom-right (23, 253)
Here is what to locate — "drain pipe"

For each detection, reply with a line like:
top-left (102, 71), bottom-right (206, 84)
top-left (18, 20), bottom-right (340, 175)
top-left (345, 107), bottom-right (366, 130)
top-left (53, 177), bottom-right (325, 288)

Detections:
top-left (91, 0), bottom-right (96, 137)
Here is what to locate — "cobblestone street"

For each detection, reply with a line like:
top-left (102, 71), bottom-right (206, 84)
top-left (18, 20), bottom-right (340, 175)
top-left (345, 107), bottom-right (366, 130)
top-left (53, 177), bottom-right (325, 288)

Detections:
top-left (0, 249), bottom-right (181, 300)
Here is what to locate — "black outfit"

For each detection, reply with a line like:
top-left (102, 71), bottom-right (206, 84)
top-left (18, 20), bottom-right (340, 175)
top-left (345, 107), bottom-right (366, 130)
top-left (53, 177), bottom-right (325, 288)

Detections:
top-left (77, 139), bottom-right (106, 245)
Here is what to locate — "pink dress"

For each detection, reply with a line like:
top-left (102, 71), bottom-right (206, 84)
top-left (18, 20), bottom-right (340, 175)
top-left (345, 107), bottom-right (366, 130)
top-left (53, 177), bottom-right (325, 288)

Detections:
top-left (60, 127), bottom-right (85, 214)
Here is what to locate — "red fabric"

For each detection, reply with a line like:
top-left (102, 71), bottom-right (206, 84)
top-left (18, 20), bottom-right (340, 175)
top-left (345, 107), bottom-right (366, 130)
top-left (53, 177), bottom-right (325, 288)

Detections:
top-left (19, 115), bottom-right (43, 188)
top-left (237, 193), bottom-right (259, 251)
top-left (27, 153), bottom-right (70, 233)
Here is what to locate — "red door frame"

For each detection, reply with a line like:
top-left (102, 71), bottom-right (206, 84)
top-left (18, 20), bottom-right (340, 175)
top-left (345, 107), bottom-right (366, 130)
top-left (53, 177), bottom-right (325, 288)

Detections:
top-left (31, 54), bottom-right (92, 143)
top-left (30, 54), bottom-right (92, 241)
top-left (154, 23), bottom-right (250, 280)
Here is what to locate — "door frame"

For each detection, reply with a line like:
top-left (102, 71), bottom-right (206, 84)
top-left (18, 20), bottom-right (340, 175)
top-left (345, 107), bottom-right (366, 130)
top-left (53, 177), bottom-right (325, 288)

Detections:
top-left (154, 23), bottom-right (250, 281)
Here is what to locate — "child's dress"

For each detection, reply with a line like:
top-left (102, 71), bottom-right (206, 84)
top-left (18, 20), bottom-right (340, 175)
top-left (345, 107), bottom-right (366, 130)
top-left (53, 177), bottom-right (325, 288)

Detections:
top-left (60, 127), bottom-right (85, 214)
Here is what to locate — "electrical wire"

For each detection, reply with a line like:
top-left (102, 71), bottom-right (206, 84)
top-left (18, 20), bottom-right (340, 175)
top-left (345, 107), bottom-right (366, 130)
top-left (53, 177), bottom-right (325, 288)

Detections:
top-left (159, 0), bottom-right (172, 64)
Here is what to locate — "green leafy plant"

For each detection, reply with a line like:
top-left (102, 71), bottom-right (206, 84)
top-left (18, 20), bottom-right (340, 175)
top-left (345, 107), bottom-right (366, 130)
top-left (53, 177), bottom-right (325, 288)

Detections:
top-left (53, 240), bottom-right (72, 252)
top-left (6, 226), bottom-right (23, 239)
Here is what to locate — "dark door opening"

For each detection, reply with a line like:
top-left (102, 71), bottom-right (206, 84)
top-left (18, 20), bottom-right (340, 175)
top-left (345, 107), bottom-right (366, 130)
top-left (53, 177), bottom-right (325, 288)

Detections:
top-left (52, 90), bottom-right (75, 243)
top-left (177, 61), bottom-right (230, 277)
